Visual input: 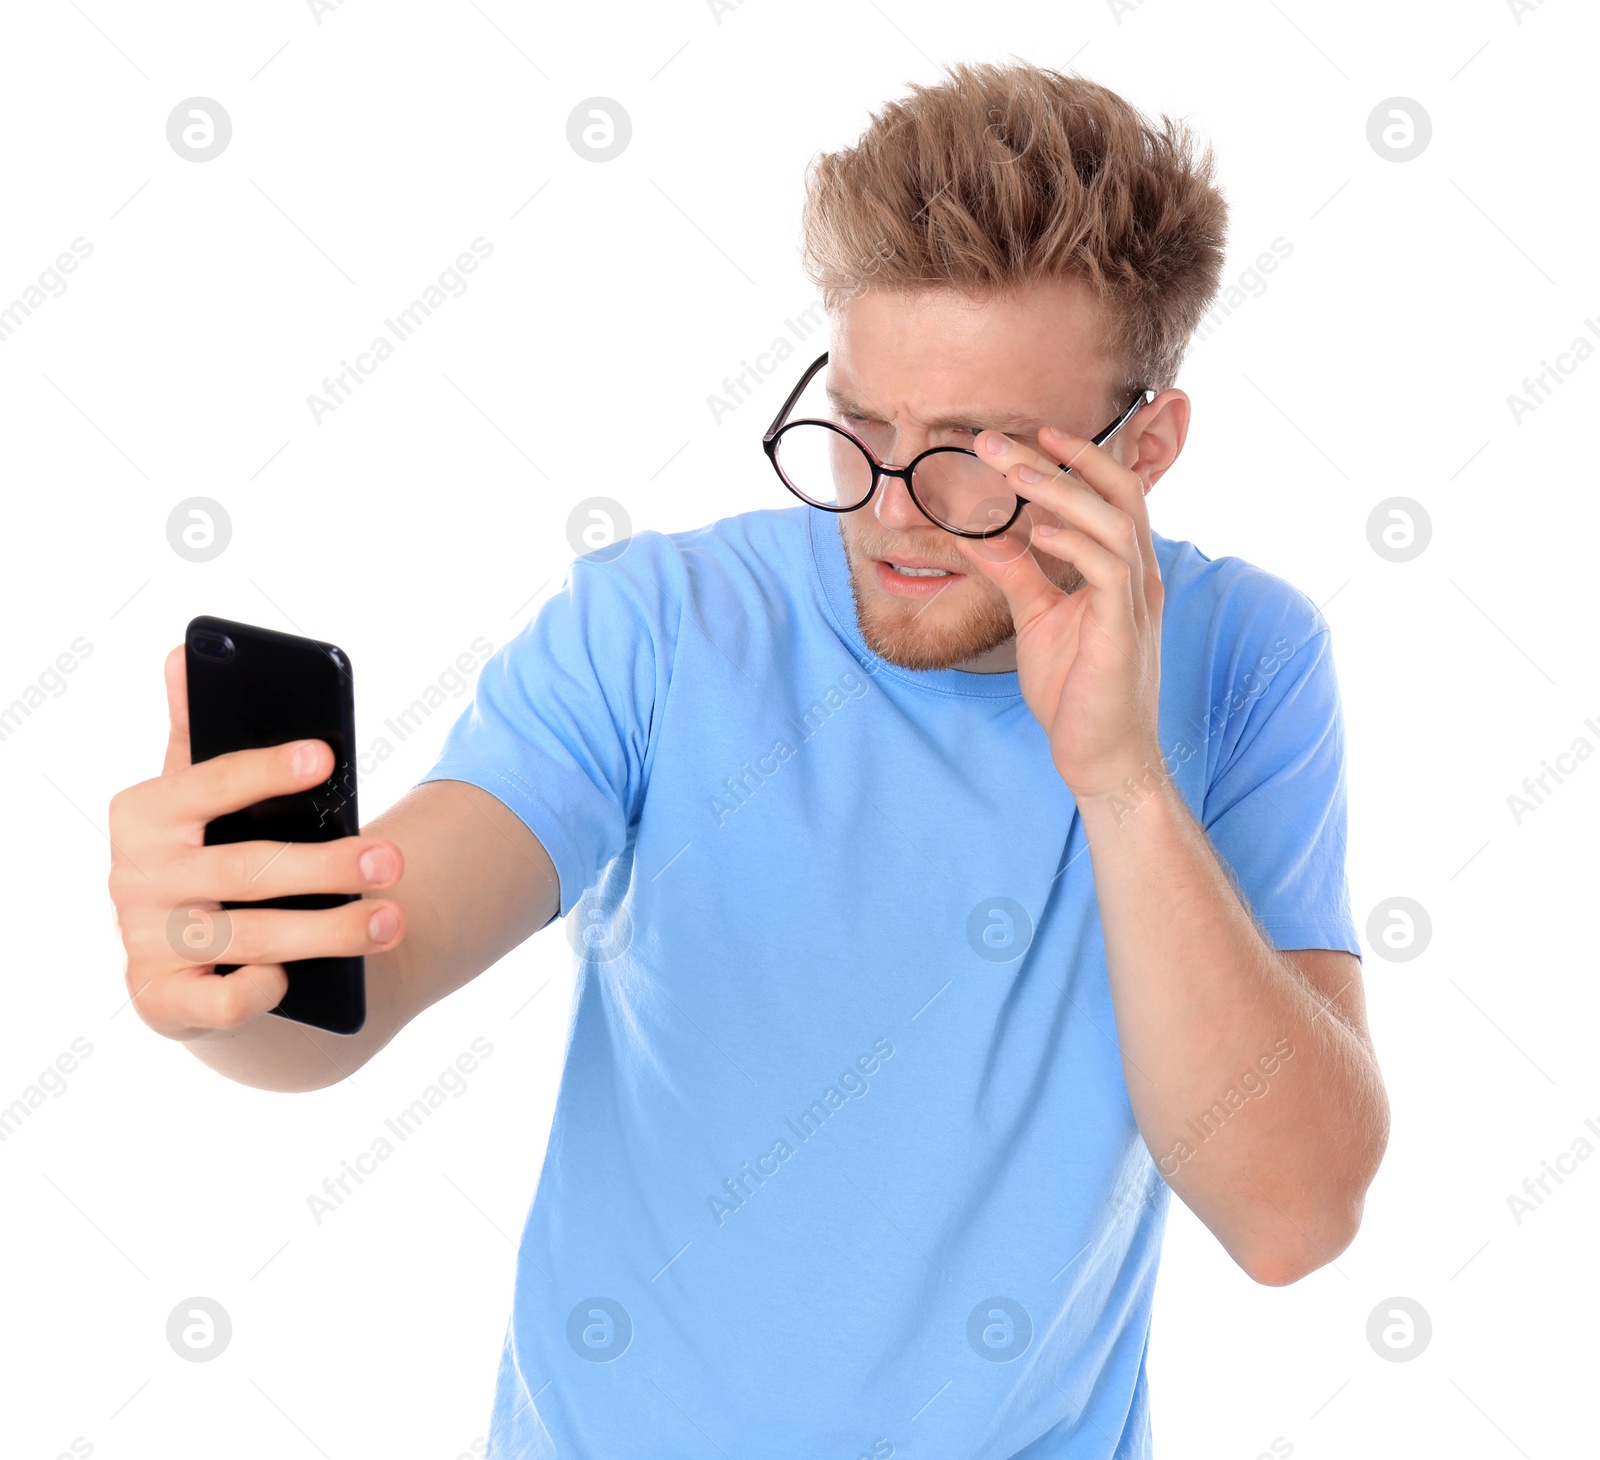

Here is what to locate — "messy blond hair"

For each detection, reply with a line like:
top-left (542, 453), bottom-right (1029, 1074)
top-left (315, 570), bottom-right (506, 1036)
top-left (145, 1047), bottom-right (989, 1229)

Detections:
top-left (800, 61), bottom-right (1229, 396)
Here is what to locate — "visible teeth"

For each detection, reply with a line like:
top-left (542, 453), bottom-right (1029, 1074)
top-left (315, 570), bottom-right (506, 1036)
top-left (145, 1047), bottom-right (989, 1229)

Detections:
top-left (890, 565), bottom-right (951, 577)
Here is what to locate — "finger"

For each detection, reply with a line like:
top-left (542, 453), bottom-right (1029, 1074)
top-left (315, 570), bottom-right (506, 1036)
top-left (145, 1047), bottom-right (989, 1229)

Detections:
top-left (161, 644), bottom-right (190, 776)
top-left (950, 517), bottom-right (1070, 638)
top-left (174, 835), bottom-right (404, 902)
top-left (166, 890), bottom-right (406, 966)
top-left (1038, 425), bottom-right (1159, 576)
top-left (978, 427), bottom-right (1143, 505)
top-left (1029, 523), bottom-right (1140, 608)
top-left (1035, 427), bottom-right (1145, 506)
top-left (1027, 524), bottom-right (1143, 661)
top-left (977, 431), bottom-right (1141, 580)
top-left (139, 959), bottom-right (291, 1034)
top-left (162, 738), bottom-right (334, 830)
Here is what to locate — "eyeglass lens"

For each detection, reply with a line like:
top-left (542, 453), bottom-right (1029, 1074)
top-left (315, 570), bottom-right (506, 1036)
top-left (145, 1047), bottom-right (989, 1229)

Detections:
top-left (773, 423), bottom-right (1019, 535)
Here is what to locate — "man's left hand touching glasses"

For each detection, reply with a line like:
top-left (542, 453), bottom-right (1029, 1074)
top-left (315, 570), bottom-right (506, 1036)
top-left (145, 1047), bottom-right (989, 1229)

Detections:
top-left (953, 424), bottom-right (1167, 806)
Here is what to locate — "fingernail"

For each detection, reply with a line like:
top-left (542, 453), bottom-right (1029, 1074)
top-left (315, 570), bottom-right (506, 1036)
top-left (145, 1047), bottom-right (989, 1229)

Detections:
top-left (359, 846), bottom-right (396, 884)
top-left (1034, 523), bottom-right (1059, 536)
top-left (985, 433), bottom-right (1011, 455)
top-left (1016, 465), bottom-right (1043, 484)
top-left (368, 907), bottom-right (399, 943)
top-left (291, 741), bottom-right (320, 777)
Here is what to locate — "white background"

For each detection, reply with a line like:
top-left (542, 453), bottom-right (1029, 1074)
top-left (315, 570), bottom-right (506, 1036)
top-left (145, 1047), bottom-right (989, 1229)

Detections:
top-left (1, 1), bottom-right (1595, 1457)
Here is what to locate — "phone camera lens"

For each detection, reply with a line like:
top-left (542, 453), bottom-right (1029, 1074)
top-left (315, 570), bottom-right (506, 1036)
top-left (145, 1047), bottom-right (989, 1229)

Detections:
top-left (191, 631), bottom-right (235, 663)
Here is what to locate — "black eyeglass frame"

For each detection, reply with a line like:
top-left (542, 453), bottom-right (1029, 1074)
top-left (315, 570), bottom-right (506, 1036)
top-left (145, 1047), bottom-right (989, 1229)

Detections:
top-left (762, 350), bottom-right (1156, 539)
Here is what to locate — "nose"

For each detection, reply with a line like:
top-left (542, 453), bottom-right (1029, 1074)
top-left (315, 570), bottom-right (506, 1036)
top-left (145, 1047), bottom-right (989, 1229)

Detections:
top-left (871, 421), bottom-right (934, 531)
top-left (873, 466), bottom-right (927, 531)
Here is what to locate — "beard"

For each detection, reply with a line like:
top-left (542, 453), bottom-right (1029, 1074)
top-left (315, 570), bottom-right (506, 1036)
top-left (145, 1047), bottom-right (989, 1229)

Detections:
top-left (839, 518), bottom-right (1084, 672)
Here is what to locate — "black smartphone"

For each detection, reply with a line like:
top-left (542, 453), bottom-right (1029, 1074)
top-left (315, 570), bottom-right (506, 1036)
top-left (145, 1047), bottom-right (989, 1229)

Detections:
top-left (184, 614), bottom-right (366, 1035)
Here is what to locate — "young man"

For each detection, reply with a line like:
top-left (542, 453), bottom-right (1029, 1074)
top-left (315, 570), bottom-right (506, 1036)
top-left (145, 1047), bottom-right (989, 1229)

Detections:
top-left (109, 62), bottom-right (1387, 1459)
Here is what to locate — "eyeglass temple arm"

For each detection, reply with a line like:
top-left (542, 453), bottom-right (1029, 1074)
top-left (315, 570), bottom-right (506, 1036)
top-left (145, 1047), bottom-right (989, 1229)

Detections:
top-left (1028, 392), bottom-right (1153, 500)
top-left (764, 351), bottom-right (830, 441)
top-left (1095, 388), bottom-right (1155, 444)
top-left (1059, 388), bottom-right (1155, 469)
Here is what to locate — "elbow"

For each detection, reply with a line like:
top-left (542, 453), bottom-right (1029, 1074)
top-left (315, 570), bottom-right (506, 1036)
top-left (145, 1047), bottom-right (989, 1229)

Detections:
top-left (1241, 1249), bottom-right (1329, 1288)
top-left (1237, 1197), bottom-right (1366, 1288)
top-left (1243, 1097), bottom-right (1390, 1287)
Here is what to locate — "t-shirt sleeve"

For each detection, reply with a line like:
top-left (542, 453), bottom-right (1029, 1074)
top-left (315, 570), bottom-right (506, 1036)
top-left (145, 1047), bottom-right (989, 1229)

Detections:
top-left (1200, 622), bottom-right (1361, 957)
top-left (415, 554), bottom-right (664, 919)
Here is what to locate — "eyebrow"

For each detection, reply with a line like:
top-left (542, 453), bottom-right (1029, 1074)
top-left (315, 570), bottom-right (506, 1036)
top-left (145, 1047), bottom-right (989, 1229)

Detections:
top-left (824, 386), bottom-right (1040, 434)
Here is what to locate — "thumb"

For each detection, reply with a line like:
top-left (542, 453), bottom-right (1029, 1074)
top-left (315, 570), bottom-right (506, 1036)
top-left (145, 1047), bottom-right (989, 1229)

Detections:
top-left (161, 644), bottom-right (191, 776)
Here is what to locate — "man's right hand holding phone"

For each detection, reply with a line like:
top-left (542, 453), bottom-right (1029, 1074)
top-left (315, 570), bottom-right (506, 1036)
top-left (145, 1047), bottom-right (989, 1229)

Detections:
top-left (107, 645), bottom-right (409, 1045)
top-left (107, 645), bottom-right (558, 1091)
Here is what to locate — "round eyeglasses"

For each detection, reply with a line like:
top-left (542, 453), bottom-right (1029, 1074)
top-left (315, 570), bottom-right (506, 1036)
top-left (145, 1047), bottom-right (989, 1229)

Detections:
top-left (762, 351), bottom-right (1154, 539)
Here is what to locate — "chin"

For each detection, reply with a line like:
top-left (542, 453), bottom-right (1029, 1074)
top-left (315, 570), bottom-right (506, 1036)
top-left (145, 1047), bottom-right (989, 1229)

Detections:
top-left (847, 567), bottom-right (1017, 671)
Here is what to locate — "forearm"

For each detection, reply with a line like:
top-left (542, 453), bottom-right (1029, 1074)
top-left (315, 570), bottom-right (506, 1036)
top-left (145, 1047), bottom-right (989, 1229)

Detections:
top-left (1080, 773), bottom-right (1386, 1282)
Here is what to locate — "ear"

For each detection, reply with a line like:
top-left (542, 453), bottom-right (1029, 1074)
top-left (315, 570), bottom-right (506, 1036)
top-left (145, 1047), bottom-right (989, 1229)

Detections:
top-left (1119, 388), bottom-right (1190, 492)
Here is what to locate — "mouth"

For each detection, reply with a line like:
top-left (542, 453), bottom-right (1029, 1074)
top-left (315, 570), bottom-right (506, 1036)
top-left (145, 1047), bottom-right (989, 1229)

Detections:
top-left (869, 554), bottom-right (967, 600)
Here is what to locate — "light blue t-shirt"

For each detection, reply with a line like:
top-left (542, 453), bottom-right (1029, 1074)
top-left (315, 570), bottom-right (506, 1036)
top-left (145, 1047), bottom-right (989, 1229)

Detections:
top-left (419, 505), bottom-right (1359, 1459)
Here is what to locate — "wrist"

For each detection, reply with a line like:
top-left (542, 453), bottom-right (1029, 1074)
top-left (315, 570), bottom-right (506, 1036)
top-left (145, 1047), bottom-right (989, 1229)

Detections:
top-left (1065, 750), bottom-right (1178, 825)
